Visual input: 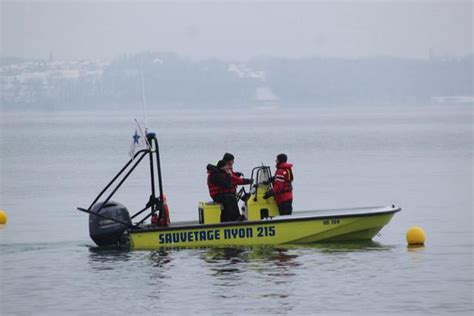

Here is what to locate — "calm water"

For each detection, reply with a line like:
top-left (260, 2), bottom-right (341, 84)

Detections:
top-left (1, 105), bottom-right (472, 314)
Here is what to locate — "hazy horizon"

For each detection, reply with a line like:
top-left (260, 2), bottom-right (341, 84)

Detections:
top-left (2, 1), bottom-right (472, 61)
top-left (2, 1), bottom-right (472, 111)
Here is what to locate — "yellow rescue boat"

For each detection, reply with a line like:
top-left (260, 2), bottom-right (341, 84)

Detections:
top-left (129, 206), bottom-right (399, 249)
top-left (77, 132), bottom-right (400, 249)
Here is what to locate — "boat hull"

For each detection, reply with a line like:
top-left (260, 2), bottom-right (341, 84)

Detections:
top-left (129, 207), bottom-right (400, 249)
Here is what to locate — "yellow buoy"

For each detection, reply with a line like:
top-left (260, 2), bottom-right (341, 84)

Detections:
top-left (0, 209), bottom-right (7, 224)
top-left (406, 226), bottom-right (425, 245)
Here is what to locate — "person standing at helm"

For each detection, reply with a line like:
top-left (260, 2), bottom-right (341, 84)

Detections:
top-left (222, 153), bottom-right (252, 194)
top-left (263, 154), bottom-right (294, 215)
top-left (207, 160), bottom-right (242, 222)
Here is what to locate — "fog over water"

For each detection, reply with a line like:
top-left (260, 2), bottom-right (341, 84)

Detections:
top-left (2, 1), bottom-right (472, 112)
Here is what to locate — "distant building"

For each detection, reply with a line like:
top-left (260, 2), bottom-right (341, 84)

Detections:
top-left (254, 86), bottom-right (279, 109)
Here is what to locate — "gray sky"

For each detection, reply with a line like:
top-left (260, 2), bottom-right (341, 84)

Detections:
top-left (1, 0), bottom-right (472, 60)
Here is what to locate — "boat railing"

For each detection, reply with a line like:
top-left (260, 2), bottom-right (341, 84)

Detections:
top-left (77, 132), bottom-right (166, 228)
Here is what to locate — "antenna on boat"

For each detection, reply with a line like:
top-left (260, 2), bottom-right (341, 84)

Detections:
top-left (140, 56), bottom-right (148, 134)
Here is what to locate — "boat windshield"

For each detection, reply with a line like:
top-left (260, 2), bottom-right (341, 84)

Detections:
top-left (252, 166), bottom-right (271, 185)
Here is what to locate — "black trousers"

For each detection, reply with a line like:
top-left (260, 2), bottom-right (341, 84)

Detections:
top-left (278, 199), bottom-right (293, 215)
top-left (213, 194), bottom-right (241, 222)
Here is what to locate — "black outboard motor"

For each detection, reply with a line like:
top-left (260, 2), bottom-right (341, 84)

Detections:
top-left (89, 201), bottom-right (131, 246)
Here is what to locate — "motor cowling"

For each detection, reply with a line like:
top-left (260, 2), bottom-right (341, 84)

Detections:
top-left (89, 201), bottom-right (131, 247)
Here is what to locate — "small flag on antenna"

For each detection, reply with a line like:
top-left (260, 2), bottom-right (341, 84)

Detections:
top-left (129, 120), bottom-right (150, 158)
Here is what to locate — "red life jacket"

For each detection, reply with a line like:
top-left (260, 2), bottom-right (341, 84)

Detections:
top-left (207, 165), bottom-right (234, 198)
top-left (272, 162), bottom-right (294, 204)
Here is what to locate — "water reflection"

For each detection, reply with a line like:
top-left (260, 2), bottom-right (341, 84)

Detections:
top-left (87, 246), bottom-right (133, 270)
top-left (204, 246), bottom-right (247, 262)
top-left (203, 247), bottom-right (247, 276)
top-left (201, 246), bottom-right (301, 277)
top-left (145, 249), bottom-right (173, 291)
top-left (147, 249), bottom-right (171, 268)
top-left (203, 245), bottom-right (300, 262)
top-left (284, 240), bottom-right (394, 253)
top-left (407, 245), bottom-right (426, 264)
top-left (83, 242), bottom-right (399, 314)
top-left (88, 245), bottom-right (131, 261)
top-left (88, 246), bottom-right (173, 271)
top-left (86, 242), bottom-right (393, 281)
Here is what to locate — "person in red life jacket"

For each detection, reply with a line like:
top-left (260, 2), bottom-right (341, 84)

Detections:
top-left (207, 160), bottom-right (249, 222)
top-left (222, 153), bottom-right (251, 194)
top-left (263, 153), bottom-right (294, 215)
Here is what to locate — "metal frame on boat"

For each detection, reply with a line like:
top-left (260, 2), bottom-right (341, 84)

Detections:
top-left (78, 132), bottom-right (166, 229)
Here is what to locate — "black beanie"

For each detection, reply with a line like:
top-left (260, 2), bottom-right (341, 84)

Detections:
top-left (277, 153), bottom-right (288, 163)
top-left (216, 160), bottom-right (227, 169)
top-left (222, 153), bottom-right (235, 162)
